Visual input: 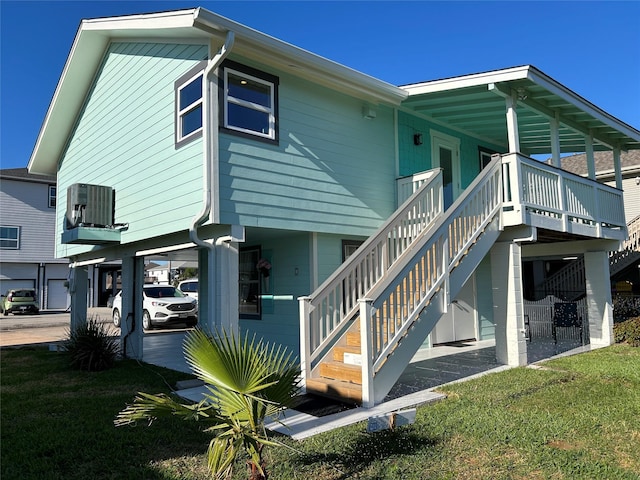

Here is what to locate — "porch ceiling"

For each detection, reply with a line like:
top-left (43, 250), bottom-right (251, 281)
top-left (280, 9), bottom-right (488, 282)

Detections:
top-left (401, 66), bottom-right (640, 155)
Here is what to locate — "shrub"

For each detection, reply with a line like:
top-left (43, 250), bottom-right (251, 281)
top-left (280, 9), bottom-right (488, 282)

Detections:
top-left (64, 317), bottom-right (120, 371)
top-left (613, 316), bottom-right (640, 347)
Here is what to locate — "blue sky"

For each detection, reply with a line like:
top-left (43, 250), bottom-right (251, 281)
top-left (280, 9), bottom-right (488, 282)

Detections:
top-left (1, 1), bottom-right (639, 170)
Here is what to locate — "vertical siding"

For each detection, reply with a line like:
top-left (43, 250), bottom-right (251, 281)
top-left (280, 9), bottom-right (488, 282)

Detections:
top-left (219, 60), bottom-right (397, 237)
top-left (56, 42), bottom-right (208, 258)
top-left (0, 179), bottom-right (60, 263)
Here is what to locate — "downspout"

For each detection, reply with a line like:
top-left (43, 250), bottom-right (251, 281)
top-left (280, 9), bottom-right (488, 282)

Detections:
top-left (189, 30), bottom-right (235, 244)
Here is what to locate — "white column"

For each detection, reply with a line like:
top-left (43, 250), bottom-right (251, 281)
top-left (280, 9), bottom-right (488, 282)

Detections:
top-left (120, 255), bottom-right (144, 360)
top-left (584, 251), bottom-right (613, 348)
top-left (613, 148), bottom-right (623, 190)
top-left (199, 240), bottom-right (240, 336)
top-left (505, 92), bottom-right (520, 153)
top-left (69, 264), bottom-right (88, 331)
top-left (585, 134), bottom-right (596, 180)
top-left (490, 241), bottom-right (528, 366)
top-left (550, 114), bottom-right (561, 167)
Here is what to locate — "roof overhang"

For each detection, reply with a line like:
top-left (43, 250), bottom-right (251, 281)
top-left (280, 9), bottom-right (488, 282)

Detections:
top-left (401, 65), bottom-right (640, 155)
top-left (28, 7), bottom-right (407, 176)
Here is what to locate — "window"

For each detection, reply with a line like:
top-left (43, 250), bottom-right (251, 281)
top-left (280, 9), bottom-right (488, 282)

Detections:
top-left (0, 226), bottom-right (20, 249)
top-left (479, 147), bottom-right (498, 170)
top-left (48, 185), bottom-right (56, 208)
top-left (221, 61), bottom-right (279, 143)
top-left (239, 246), bottom-right (261, 318)
top-left (175, 61), bottom-right (207, 147)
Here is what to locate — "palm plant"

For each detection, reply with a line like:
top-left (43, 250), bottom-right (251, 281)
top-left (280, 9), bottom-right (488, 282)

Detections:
top-left (115, 328), bottom-right (300, 480)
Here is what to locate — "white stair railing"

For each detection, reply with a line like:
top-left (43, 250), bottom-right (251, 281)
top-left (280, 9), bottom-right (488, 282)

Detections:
top-left (299, 168), bottom-right (443, 382)
top-left (359, 156), bottom-right (503, 406)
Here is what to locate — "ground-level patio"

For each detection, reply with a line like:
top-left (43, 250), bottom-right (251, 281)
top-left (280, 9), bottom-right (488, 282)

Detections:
top-left (141, 331), bottom-right (591, 440)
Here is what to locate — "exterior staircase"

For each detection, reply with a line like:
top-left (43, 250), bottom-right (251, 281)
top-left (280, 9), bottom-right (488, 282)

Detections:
top-left (537, 214), bottom-right (640, 299)
top-left (299, 157), bottom-right (503, 407)
top-left (299, 152), bottom-right (627, 408)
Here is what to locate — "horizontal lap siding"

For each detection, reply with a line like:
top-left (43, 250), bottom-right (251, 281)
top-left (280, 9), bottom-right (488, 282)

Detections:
top-left (56, 42), bottom-right (207, 258)
top-left (219, 67), bottom-right (396, 237)
top-left (0, 180), bottom-right (59, 262)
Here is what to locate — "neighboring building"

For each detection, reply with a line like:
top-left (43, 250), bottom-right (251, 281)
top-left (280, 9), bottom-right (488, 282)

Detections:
top-left (0, 168), bottom-right (69, 310)
top-left (27, 8), bottom-right (640, 407)
top-left (555, 150), bottom-right (640, 222)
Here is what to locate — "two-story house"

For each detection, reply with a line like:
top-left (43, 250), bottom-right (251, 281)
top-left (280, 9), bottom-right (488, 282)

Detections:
top-left (0, 168), bottom-right (69, 310)
top-left (27, 8), bottom-right (640, 407)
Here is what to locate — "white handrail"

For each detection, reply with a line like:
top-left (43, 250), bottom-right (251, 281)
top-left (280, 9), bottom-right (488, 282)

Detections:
top-left (363, 157), bottom-right (502, 381)
top-left (299, 168), bottom-right (443, 377)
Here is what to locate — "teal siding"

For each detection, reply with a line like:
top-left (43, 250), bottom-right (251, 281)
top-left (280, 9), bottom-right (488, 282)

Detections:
top-left (398, 110), bottom-right (503, 188)
top-left (219, 59), bottom-right (397, 237)
top-left (56, 42), bottom-right (207, 258)
top-left (475, 255), bottom-right (495, 340)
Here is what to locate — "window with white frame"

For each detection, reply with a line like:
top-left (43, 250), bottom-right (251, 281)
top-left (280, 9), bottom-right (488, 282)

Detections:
top-left (221, 61), bottom-right (278, 143)
top-left (0, 226), bottom-right (20, 249)
top-left (48, 185), bottom-right (56, 208)
top-left (175, 61), bottom-right (207, 147)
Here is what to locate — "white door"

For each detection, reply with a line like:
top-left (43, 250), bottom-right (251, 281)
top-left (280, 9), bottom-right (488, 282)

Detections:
top-left (47, 279), bottom-right (69, 310)
top-left (432, 274), bottom-right (477, 344)
top-left (431, 131), bottom-right (461, 209)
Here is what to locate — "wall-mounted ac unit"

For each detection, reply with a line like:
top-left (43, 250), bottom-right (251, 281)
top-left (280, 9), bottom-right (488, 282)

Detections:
top-left (66, 183), bottom-right (114, 229)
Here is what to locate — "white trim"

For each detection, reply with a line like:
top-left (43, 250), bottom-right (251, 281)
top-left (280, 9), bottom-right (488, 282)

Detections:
top-left (430, 130), bottom-right (461, 203)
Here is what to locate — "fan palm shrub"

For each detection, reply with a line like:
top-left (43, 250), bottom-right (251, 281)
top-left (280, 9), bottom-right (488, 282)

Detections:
top-left (115, 328), bottom-right (300, 480)
top-left (64, 316), bottom-right (120, 371)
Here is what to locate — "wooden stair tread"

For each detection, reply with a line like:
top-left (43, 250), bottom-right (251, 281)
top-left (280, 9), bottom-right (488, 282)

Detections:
top-left (305, 377), bottom-right (362, 403)
top-left (319, 360), bottom-right (362, 384)
top-left (333, 345), bottom-right (361, 361)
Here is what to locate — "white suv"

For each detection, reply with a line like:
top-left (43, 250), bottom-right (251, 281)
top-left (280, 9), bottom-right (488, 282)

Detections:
top-left (177, 279), bottom-right (198, 301)
top-left (112, 285), bottom-right (197, 330)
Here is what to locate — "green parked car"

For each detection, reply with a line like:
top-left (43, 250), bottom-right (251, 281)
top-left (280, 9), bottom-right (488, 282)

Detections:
top-left (1, 289), bottom-right (39, 315)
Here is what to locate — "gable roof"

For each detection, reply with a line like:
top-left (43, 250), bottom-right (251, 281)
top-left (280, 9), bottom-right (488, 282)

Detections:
top-left (401, 65), bottom-right (640, 156)
top-left (551, 150), bottom-right (640, 179)
top-left (28, 7), bottom-right (407, 176)
top-left (0, 167), bottom-right (56, 184)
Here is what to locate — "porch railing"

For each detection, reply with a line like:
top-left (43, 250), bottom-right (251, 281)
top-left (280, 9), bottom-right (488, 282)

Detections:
top-left (359, 156), bottom-right (502, 405)
top-left (501, 153), bottom-right (626, 238)
top-left (299, 168), bottom-right (443, 380)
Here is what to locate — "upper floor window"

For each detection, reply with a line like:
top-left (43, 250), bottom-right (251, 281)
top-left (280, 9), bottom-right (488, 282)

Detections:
top-left (175, 61), bottom-right (206, 147)
top-left (0, 226), bottom-right (20, 249)
top-left (479, 147), bottom-right (498, 170)
top-left (221, 61), bottom-right (279, 143)
top-left (48, 185), bottom-right (56, 208)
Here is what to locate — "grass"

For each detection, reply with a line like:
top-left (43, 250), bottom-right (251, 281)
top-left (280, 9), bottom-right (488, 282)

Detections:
top-left (2, 344), bottom-right (639, 479)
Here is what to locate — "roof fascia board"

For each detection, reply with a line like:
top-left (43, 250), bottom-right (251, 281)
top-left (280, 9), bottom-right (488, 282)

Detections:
top-left (193, 8), bottom-right (407, 105)
top-left (525, 67), bottom-right (640, 144)
top-left (401, 66), bottom-right (531, 95)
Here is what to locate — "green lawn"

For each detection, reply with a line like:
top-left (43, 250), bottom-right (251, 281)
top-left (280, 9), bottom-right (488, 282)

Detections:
top-left (1, 344), bottom-right (639, 479)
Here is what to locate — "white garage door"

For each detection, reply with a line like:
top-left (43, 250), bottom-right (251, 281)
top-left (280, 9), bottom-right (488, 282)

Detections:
top-left (0, 279), bottom-right (35, 295)
top-left (47, 279), bottom-right (69, 310)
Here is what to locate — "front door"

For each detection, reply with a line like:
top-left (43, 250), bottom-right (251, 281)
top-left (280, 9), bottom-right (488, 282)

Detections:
top-left (431, 131), bottom-right (461, 209)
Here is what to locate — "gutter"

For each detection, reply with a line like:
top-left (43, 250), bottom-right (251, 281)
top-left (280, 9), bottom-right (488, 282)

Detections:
top-left (188, 30), bottom-right (235, 247)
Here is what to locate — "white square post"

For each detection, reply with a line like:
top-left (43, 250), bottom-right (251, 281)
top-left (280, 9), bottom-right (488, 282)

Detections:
top-left (584, 250), bottom-right (614, 348)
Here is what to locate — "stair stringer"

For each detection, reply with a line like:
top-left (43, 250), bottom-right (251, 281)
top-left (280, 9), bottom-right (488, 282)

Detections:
top-left (370, 214), bottom-right (502, 405)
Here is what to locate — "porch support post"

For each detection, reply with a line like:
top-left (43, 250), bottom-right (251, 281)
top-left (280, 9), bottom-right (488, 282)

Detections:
top-left (120, 255), bottom-right (144, 360)
top-left (199, 239), bottom-right (240, 335)
top-left (490, 241), bottom-right (528, 366)
top-left (550, 113), bottom-right (561, 167)
top-left (505, 91), bottom-right (520, 153)
top-left (69, 264), bottom-right (88, 331)
top-left (584, 250), bottom-right (613, 348)
top-left (613, 148), bottom-right (623, 190)
top-left (585, 134), bottom-right (596, 180)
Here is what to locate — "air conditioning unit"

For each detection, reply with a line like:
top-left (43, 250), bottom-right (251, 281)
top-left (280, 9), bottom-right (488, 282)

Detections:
top-left (66, 183), bottom-right (114, 229)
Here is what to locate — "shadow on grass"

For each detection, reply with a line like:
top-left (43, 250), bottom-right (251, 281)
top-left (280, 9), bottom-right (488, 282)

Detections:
top-left (290, 429), bottom-right (440, 479)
